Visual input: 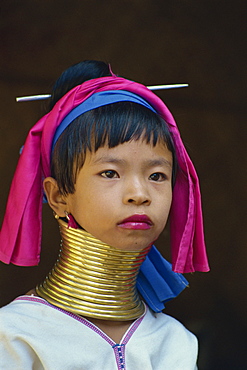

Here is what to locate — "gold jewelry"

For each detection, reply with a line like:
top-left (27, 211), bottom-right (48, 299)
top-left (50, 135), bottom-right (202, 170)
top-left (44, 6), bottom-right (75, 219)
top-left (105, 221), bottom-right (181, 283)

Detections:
top-left (36, 219), bottom-right (151, 321)
top-left (53, 212), bottom-right (59, 220)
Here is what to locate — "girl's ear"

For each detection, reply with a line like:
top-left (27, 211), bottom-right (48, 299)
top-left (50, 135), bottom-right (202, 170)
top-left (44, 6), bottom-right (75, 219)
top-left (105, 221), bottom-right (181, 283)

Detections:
top-left (43, 177), bottom-right (68, 217)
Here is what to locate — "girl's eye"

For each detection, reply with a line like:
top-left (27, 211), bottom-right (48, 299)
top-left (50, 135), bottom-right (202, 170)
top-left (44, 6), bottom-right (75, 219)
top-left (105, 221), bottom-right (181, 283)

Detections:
top-left (100, 170), bottom-right (119, 179)
top-left (149, 172), bottom-right (166, 182)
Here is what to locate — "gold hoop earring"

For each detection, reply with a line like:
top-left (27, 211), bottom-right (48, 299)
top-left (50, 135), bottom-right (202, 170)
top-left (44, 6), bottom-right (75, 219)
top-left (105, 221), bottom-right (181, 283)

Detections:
top-left (53, 212), bottom-right (59, 220)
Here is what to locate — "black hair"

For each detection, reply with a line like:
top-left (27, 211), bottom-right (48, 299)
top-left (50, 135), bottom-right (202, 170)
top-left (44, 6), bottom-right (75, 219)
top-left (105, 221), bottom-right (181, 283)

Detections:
top-left (49, 60), bottom-right (111, 110)
top-left (50, 61), bottom-right (177, 195)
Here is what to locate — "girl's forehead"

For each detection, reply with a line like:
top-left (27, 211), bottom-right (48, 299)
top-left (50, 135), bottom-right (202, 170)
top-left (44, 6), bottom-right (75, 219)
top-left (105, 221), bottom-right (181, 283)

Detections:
top-left (85, 139), bottom-right (172, 166)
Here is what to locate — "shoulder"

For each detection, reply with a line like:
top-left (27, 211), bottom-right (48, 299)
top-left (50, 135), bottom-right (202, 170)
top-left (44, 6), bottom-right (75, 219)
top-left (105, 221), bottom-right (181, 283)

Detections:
top-left (0, 296), bottom-right (64, 335)
top-left (137, 310), bottom-right (198, 370)
top-left (0, 296), bottom-right (92, 368)
top-left (0, 297), bottom-right (43, 332)
top-left (127, 307), bottom-right (198, 369)
top-left (141, 307), bottom-right (198, 352)
top-left (0, 295), bottom-right (47, 316)
top-left (0, 297), bottom-right (45, 367)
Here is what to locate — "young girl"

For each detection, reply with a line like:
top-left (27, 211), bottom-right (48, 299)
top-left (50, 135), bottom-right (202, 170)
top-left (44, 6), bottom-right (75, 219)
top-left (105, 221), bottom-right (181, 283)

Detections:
top-left (0, 60), bottom-right (209, 369)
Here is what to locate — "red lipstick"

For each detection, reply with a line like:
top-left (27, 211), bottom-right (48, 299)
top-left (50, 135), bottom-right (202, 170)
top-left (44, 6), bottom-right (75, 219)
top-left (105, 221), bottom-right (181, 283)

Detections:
top-left (118, 214), bottom-right (153, 230)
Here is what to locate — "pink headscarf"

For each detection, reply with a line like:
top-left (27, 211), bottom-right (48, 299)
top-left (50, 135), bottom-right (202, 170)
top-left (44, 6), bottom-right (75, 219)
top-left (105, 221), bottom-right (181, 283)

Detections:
top-left (0, 76), bottom-right (209, 273)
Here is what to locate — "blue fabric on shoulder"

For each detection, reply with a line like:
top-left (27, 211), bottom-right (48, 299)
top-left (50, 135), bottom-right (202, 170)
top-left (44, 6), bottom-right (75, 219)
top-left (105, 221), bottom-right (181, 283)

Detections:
top-left (137, 246), bottom-right (188, 312)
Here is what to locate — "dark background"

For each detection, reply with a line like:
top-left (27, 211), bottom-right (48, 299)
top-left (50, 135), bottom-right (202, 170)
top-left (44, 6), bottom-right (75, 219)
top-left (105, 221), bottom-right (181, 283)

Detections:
top-left (0, 1), bottom-right (246, 369)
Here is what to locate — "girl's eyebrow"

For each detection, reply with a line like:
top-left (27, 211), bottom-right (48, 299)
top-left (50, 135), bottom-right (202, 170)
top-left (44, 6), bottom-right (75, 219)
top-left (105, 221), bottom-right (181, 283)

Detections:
top-left (92, 156), bottom-right (172, 168)
top-left (146, 158), bottom-right (172, 169)
top-left (91, 156), bottom-right (126, 165)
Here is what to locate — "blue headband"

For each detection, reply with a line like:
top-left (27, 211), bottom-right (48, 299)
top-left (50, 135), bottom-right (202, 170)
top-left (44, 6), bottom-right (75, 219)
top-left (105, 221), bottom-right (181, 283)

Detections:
top-left (52, 90), bottom-right (156, 151)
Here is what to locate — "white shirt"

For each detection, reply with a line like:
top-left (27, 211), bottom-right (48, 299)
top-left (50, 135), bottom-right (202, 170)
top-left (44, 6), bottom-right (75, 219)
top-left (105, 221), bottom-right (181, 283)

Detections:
top-left (0, 296), bottom-right (198, 369)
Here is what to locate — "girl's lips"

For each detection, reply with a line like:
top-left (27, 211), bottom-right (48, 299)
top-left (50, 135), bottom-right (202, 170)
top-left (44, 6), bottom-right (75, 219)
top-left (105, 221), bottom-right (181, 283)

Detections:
top-left (117, 214), bottom-right (153, 230)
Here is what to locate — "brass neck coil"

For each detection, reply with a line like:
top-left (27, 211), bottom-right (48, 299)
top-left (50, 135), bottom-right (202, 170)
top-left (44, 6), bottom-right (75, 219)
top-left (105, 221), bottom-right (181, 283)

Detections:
top-left (36, 219), bottom-right (151, 321)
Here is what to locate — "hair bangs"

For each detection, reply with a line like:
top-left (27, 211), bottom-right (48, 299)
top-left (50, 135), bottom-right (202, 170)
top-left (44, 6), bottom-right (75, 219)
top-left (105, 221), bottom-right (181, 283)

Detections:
top-left (88, 102), bottom-right (171, 151)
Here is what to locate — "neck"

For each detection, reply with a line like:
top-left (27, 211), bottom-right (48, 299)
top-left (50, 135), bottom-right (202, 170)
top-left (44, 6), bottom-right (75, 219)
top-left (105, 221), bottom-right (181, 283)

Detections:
top-left (36, 219), bottom-right (151, 321)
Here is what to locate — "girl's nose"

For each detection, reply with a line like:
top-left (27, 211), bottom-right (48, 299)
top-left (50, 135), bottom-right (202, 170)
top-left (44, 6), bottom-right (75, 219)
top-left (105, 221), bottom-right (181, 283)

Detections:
top-left (123, 179), bottom-right (151, 206)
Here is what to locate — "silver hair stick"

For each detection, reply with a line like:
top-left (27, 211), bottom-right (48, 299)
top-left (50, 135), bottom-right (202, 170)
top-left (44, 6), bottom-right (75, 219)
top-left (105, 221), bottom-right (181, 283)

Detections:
top-left (16, 84), bottom-right (189, 102)
top-left (16, 94), bottom-right (51, 102)
top-left (147, 84), bottom-right (189, 90)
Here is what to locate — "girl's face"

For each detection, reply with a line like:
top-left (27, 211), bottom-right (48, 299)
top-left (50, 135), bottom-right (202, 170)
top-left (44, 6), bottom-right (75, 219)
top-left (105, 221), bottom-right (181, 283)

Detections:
top-left (65, 139), bottom-right (173, 251)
